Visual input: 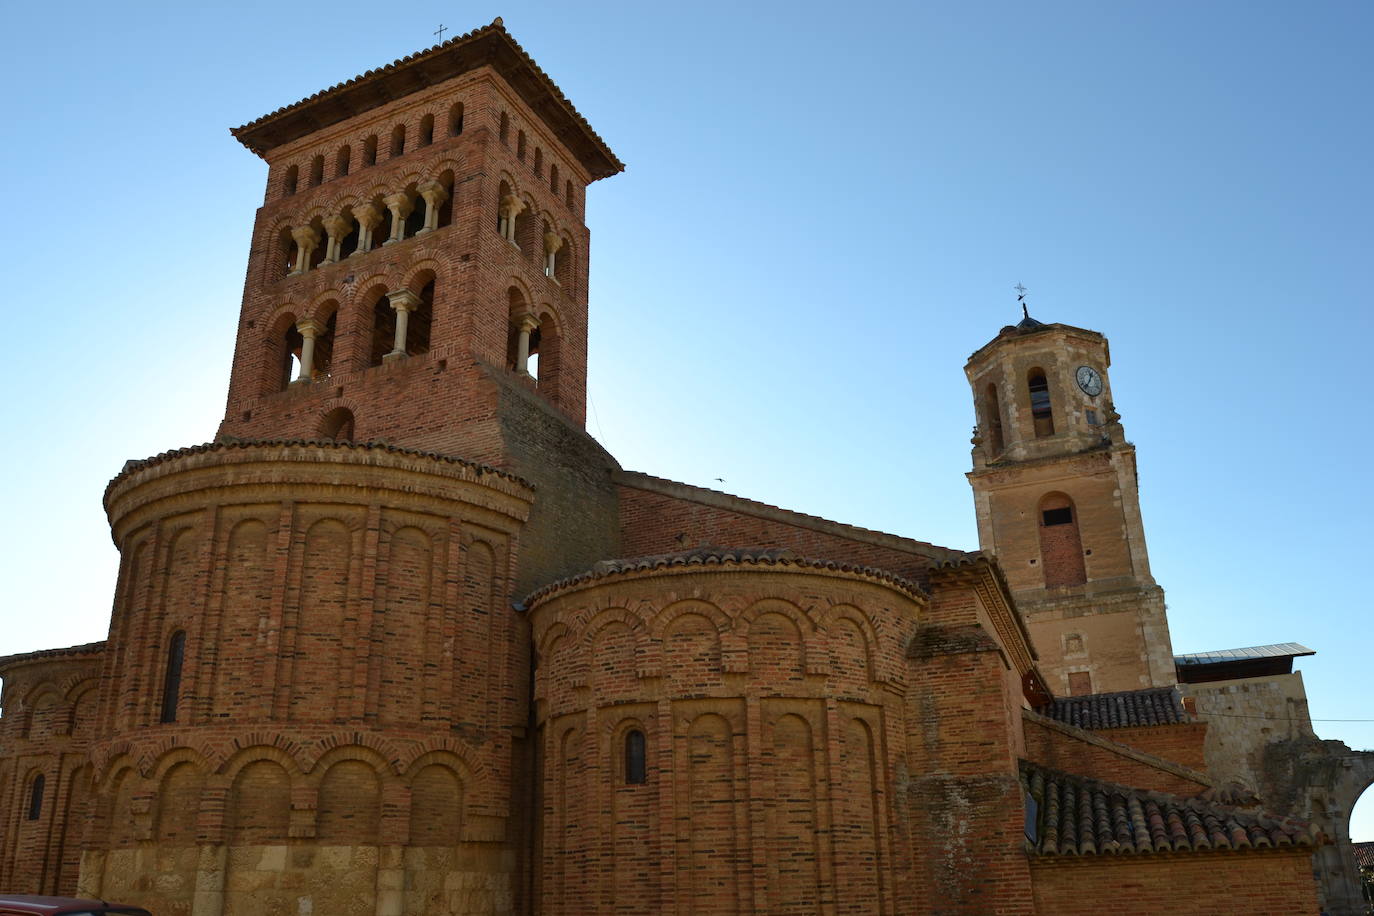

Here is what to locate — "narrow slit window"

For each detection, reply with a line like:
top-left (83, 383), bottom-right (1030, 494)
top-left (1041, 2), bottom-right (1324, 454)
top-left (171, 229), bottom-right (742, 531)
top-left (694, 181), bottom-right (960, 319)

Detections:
top-left (27, 774), bottom-right (44, 821)
top-left (624, 730), bottom-right (647, 785)
top-left (160, 630), bottom-right (186, 723)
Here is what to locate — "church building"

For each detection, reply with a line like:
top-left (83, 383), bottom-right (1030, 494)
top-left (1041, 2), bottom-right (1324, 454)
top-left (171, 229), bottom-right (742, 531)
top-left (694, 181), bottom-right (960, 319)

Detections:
top-left (0, 19), bottom-right (1356, 915)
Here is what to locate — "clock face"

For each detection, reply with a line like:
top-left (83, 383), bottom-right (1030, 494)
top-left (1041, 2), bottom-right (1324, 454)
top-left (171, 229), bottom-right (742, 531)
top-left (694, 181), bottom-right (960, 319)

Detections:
top-left (1076, 366), bottom-right (1103, 397)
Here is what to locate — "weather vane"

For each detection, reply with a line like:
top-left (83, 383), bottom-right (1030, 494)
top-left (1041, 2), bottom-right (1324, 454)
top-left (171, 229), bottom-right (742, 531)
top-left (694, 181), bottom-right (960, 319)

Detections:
top-left (1014, 282), bottom-right (1030, 319)
top-left (435, 23), bottom-right (448, 42)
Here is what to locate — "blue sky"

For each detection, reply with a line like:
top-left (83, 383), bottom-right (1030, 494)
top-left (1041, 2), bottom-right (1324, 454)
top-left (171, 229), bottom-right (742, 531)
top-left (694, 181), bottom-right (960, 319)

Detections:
top-left (1, 1), bottom-right (1370, 834)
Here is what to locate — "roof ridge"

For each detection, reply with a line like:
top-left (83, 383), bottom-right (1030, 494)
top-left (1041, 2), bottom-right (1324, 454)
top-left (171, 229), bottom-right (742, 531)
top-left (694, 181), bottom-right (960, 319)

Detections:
top-left (522, 546), bottom-right (927, 609)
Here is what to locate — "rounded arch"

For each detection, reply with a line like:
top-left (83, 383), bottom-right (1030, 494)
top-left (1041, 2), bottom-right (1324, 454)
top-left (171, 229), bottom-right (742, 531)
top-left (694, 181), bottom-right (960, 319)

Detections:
top-left (218, 743), bottom-right (307, 781)
top-left (740, 597), bottom-right (818, 633)
top-left (318, 406), bottom-right (355, 442)
top-left (649, 598), bottom-right (733, 640)
top-left (309, 741), bottom-right (395, 779)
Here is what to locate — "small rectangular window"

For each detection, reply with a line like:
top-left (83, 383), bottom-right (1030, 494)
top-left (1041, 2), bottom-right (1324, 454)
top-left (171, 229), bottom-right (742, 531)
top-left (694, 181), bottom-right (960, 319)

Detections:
top-left (1085, 408), bottom-right (1100, 426)
top-left (1068, 671), bottom-right (1093, 696)
top-left (1041, 507), bottom-right (1073, 527)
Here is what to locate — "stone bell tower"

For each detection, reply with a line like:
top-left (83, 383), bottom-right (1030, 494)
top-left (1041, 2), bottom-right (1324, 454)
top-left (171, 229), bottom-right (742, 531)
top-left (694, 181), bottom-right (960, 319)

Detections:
top-left (964, 306), bottom-right (1174, 695)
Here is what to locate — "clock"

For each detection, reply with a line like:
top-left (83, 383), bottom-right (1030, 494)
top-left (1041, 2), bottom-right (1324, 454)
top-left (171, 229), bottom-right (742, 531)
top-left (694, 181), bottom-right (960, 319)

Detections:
top-left (1076, 366), bottom-right (1103, 397)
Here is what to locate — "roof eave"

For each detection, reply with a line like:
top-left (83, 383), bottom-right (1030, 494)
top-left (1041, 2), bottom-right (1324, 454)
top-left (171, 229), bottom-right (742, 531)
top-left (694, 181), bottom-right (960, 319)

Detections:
top-left (230, 19), bottom-right (624, 181)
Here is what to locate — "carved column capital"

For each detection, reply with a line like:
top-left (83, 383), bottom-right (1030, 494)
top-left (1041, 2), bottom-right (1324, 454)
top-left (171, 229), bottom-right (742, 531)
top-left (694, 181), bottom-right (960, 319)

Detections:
top-left (291, 225), bottom-right (320, 248)
top-left (323, 215), bottom-right (352, 237)
top-left (543, 231), bottom-right (564, 254)
top-left (383, 191), bottom-right (415, 217)
top-left (295, 317), bottom-right (325, 338)
top-left (417, 179), bottom-right (449, 204)
top-left (387, 289), bottom-right (421, 312)
top-left (354, 203), bottom-right (383, 229)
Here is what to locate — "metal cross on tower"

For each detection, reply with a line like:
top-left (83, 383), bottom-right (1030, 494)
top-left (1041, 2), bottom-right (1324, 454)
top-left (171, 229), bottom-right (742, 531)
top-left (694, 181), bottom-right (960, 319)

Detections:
top-left (1014, 282), bottom-right (1030, 318)
top-left (435, 23), bottom-right (448, 42)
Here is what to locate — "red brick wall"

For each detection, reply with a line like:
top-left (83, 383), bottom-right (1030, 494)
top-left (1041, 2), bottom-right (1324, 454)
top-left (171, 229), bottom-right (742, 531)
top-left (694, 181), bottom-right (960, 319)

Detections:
top-left (1029, 850), bottom-right (1320, 915)
top-left (1022, 714), bottom-right (1208, 796)
top-left (618, 476), bottom-right (961, 582)
top-left (1105, 722), bottom-right (1209, 773)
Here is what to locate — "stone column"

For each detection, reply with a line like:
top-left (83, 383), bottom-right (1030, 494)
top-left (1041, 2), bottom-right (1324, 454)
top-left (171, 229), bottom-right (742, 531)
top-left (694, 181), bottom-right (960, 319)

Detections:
top-left (354, 203), bottom-right (383, 255)
top-left (290, 226), bottom-right (320, 274)
top-left (293, 317), bottom-right (324, 383)
top-left (382, 191), bottom-right (415, 245)
top-left (321, 215), bottom-right (351, 264)
top-left (190, 845), bottom-right (228, 916)
top-left (515, 314), bottom-right (539, 376)
top-left (543, 230), bottom-right (564, 279)
top-left (416, 179), bottom-right (449, 234)
top-left (500, 194), bottom-right (526, 244)
top-left (384, 289), bottom-right (420, 364)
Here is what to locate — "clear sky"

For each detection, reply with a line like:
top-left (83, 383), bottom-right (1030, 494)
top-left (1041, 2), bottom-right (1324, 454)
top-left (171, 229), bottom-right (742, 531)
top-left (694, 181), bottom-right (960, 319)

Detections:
top-left (1, 1), bottom-right (1370, 835)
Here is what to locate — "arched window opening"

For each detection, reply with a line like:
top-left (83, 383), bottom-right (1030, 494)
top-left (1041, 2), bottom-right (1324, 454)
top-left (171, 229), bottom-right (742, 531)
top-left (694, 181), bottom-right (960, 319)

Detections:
top-left (307, 218), bottom-right (327, 270)
top-left (283, 164), bottom-right (299, 196)
top-left (449, 102), bottom-right (464, 137)
top-left (516, 130), bottom-right (526, 161)
top-left (1028, 369), bottom-right (1055, 437)
top-left (436, 171), bottom-right (455, 228)
top-left (160, 630), bottom-right (186, 723)
top-left (272, 314), bottom-right (303, 391)
top-left (984, 383), bottom-right (1005, 454)
top-left (309, 154), bottom-right (324, 187)
top-left (554, 236), bottom-right (573, 289)
top-left (279, 227), bottom-right (297, 278)
top-left (506, 287), bottom-right (531, 373)
top-left (533, 147), bottom-right (543, 176)
top-left (625, 730), bottom-right (647, 785)
top-left (312, 309), bottom-right (338, 379)
top-left (390, 124), bottom-right (406, 158)
top-left (369, 291), bottom-right (396, 367)
top-left (565, 180), bottom-right (574, 209)
top-left (1038, 494), bottom-right (1087, 588)
top-left (404, 185), bottom-right (426, 238)
top-left (409, 279), bottom-right (435, 358)
top-left (363, 135), bottom-right (378, 167)
top-left (419, 114), bottom-right (434, 147)
top-left (377, 205), bottom-right (394, 248)
top-left (526, 325), bottom-right (541, 380)
top-left (549, 164), bottom-right (559, 195)
top-left (336, 144), bottom-right (351, 178)
top-left (338, 211), bottom-right (361, 259)
top-left (321, 407), bottom-right (355, 442)
top-left (27, 774), bottom-right (44, 820)
top-left (499, 111), bottom-right (509, 143)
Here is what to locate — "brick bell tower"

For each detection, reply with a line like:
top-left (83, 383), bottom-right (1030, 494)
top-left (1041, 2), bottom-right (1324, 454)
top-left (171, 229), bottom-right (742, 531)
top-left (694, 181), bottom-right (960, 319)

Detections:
top-left (964, 302), bottom-right (1174, 696)
top-left (218, 18), bottom-right (622, 469)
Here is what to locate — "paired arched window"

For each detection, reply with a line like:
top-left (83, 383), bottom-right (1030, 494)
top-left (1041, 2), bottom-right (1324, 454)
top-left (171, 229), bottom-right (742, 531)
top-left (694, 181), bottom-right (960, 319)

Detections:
top-left (1038, 493), bottom-right (1086, 588)
top-left (624, 730), bottom-right (647, 785)
top-left (1028, 369), bottom-right (1055, 437)
top-left (27, 774), bottom-right (44, 821)
top-left (160, 630), bottom-right (186, 723)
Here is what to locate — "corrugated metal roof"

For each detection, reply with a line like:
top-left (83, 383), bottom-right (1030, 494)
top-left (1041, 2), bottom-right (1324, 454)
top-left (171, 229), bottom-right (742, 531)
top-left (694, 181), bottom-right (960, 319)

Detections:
top-left (1174, 643), bottom-right (1314, 666)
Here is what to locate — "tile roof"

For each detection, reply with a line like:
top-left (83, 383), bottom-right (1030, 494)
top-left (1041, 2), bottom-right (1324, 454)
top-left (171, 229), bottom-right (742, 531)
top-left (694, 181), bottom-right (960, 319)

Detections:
top-left (1174, 643), bottom-right (1314, 665)
top-left (1353, 841), bottom-right (1374, 869)
top-left (104, 437), bottom-right (530, 505)
top-left (230, 18), bottom-right (623, 180)
top-left (523, 547), bottom-right (926, 608)
top-left (1036, 686), bottom-right (1190, 730)
top-left (0, 641), bottom-right (106, 669)
top-left (1022, 761), bottom-right (1321, 857)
